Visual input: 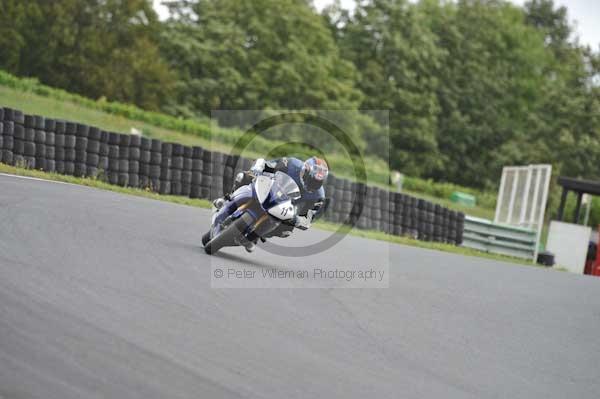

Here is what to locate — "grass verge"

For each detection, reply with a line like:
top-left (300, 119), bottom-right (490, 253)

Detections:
top-left (0, 162), bottom-right (539, 267)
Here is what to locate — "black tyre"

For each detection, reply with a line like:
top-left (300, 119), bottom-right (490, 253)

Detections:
top-left (13, 124), bottom-right (24, 140)
top-left (76, 124), bottom-right (89, 137)
top-left (86, 153), bottom-right (99, 166)
top-left (24, 115), bottom-right (35, 128)
top-left (118, 146), bottom-right (129, 159)
top-left (172, 156), bottom-right (183, 169)
top-left (2, 136), bottom-right (13, 150)
top-left (44, 119), bottom-right (56, 132)
top-left (128, 160), bottom-right (139, 174)
top-left (140, 150), bottom-right (151, 164)
top-left (66, 122), bottom-right (77, 136)
top-left (139, 162), bottom-right (149, 176)
top-left (45, 132), bottom-right (55, 146)
top-left (12, 136), bottom-right (25, 155)
top-left (202, 231), bottom-right (211, 246)
top-left (64, 135), bottom-right (76, 149)
top-left (46, 146), bottom-right (55, 160)
top-left (204, 216), bottom-right (249, 255)
top-left (129, 147), bottom-right (140, 160)
top-left (150, 152), bottom-right (162, 165)
top-left (108, 132), bottom-right (120, 145)
top-left (74, 163), bottom-right (86, 177)
top-left (129, 135), bottom-right (141, 147)
top-left (98, 156), bottom-right (109, 171)
top-left (35, 144), bottom-right (45, 158)
top-left (75, 137), bottom-right (88, 151)
top-left (88, 127), bottom-right (102, 141)
top-left (108, 158), bottom-right (119, 172)
top-left (128, 174), bottom-right (139, 188)
top-left (64, 162), bottom-right (75, 175)
top-left (55, 120), bottom-right (66, 134)
top-left (108, 145), bottom-right (119, 159)
top-left (149, 165), bottom-right (161, 178)
top-left (87, 140), bottom-right (100, 154)
top-left (45, 160), bottom-right (56, 172)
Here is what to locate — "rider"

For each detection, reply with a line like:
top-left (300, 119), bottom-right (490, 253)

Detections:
top-left (214, 156), bottom-right (329, 252)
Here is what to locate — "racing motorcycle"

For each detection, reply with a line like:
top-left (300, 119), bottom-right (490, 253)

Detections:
top-left (202, 171), bottom-right (302, 254)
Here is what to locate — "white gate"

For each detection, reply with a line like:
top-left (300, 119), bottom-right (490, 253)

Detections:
top-left (494, 164), bottom-right (552, 260)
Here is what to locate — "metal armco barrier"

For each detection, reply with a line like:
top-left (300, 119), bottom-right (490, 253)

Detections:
top-left (1, 106), bottom-right (465, 246)
top-left (461, 216), bottom-right (536, 260)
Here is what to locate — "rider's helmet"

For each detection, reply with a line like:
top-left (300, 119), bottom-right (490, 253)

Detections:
top-left (300, 157), bottom-right (329, 192)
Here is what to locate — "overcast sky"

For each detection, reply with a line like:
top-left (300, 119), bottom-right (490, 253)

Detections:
top-left (153, 0), bottom-right (599, 49)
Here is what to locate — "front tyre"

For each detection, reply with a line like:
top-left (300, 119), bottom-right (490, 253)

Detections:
top-left (202, 231), bottom-right (211, 246)
top-left (204, 217), bottom-right (250, 255)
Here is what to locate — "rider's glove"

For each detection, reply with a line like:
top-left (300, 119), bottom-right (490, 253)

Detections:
top-left (251, 158), bottom-right (266, 175)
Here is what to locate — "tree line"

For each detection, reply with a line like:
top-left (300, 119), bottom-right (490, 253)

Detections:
top-left (1, 0), bottom-right (598, 189)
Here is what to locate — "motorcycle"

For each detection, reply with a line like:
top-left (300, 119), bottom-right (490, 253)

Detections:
top-left (202, 171), bottom-right (303, 254)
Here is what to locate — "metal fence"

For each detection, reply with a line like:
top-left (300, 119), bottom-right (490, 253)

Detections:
top-left (494, 164), bottom-right (551, 260)
top-left (462, 216), bottom-right (537, 260)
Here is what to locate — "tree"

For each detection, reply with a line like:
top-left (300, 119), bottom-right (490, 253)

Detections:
top-left (0, 0), bottom-right (174, 111)
top-left (161, 0), bottom-right (362, 116)
top-left (333, 0), bottom-right (445, 176)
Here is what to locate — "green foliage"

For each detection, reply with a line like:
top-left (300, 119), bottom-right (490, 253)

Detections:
top-left (334, 0), bottom-right (444, 176)
top-left (0, 0), bottom-right (174, 110)
top-left (160, 0), bottom-right (362, 112)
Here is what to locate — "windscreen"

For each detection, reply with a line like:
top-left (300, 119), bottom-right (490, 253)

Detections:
top-left (274, 171), bottom-right (301, 200)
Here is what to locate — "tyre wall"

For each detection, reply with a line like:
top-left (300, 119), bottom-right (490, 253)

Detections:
top-left (0, 107), bottom-right (464, 245)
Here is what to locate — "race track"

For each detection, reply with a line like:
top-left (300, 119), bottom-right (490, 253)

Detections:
top-left (1, 173), bottom-right (599, 398)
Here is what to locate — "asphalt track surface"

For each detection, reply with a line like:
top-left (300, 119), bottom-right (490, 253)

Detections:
top-left (1, 173), bottom-right (600, 398)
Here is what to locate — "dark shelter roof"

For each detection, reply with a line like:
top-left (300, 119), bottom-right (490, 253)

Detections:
top-left (558, 176), bottom-right (600, 196)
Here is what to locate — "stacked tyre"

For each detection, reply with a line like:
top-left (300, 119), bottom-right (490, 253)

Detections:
top-left (392, 193), bottom-right (404, 236)
top-left (355, 182), bottom-right (369, 230)
top-left (200, 150), bottom-right (213, 199)
top-left (210, 152), bottom-right (225, 200)
top-left (321, 174), bottom-right (337, 223)
top-left (12, 118), bottom-right (25, 167)
top-left (73, 123), bottom-right (88, 177)
top-left (149, 139), bottom-right (162, 192)
top-left (190, 146), bottom-right (203, 199)
top-left (1, 112), bottom-right (14, 165)
top-left (85, 127), bottom-right (101, 178)
top-left (54, 120), bottom-right (66, 174)
top-left (23, 115), bottom-right (39, 169)
top-left (106, 132), bottom-right (120, 185)
top-left (170, 143), bottom-right (184, 195)
top-left (159, 142), bottom-right (171, 194)
top-left (43, 118), bottom-right (56, 172)
top-left (433, 204), bottom-right (444, 242)
top-left (98, 131), bottom-right (109, 179)
top-left (138, 137), bottom-right (152, 189)
top-left (63, 122), bottom-right (76, 175)
top-left (128, 135), bottom-right (141, 188)
top-left (118, 134), bottom-right (130, 186)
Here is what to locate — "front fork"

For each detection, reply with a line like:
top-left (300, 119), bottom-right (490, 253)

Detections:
top-left (211, 185), bottom-right (275, 242)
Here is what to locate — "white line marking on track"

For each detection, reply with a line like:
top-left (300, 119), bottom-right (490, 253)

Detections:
top-left (0, 172), bottom-right (81, 187)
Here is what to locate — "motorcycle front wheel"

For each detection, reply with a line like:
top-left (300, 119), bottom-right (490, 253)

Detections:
top-left (203, 216), bottom-right (250, 255)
